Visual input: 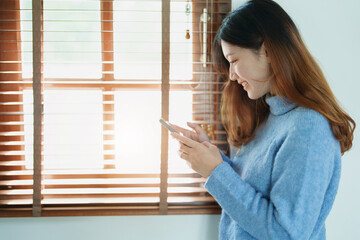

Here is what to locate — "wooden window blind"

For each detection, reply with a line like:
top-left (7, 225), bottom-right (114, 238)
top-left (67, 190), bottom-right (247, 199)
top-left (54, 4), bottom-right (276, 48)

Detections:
top-left (0, 0), bottom-right (231, 217)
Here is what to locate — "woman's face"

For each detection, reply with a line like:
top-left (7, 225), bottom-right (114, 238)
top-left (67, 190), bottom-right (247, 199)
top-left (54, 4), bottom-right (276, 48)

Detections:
top-left (221, 40), bottom-right (273, 100)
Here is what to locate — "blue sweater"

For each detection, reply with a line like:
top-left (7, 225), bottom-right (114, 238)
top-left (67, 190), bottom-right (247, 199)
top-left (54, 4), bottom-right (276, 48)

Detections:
top-left (205, 94), bottom-right (341, 240)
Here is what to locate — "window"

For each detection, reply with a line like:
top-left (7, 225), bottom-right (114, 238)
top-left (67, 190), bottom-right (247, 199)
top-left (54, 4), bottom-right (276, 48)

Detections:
top-left (0, 0), bottom-right (231, 217)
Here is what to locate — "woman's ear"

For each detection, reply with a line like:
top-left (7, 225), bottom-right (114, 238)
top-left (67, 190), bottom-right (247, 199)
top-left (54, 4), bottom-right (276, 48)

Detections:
top-left (261, 42), bottom-right (271, 63)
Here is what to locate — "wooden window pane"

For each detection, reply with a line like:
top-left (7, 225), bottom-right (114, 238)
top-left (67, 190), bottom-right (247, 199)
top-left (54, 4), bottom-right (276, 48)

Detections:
top-left (0, 0), bottom-right (231, 217)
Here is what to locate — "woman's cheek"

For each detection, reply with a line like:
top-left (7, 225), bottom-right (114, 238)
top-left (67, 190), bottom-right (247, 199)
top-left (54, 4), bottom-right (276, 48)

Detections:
top-left (236, 65), bottom-right (248, 80)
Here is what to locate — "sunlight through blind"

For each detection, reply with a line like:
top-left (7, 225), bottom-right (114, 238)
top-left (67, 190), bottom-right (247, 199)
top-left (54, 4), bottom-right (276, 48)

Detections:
top-left (0, 0), bottom-right (231, 217)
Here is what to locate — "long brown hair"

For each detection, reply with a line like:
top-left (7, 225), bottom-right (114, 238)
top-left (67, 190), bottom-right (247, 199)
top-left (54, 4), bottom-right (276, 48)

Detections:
top-left (213, 0), bottom-right (355, 155)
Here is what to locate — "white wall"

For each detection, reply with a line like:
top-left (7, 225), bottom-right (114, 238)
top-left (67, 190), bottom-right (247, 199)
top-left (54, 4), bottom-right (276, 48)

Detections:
top-left (0, 215), bottom-right (221, 240)
top-left (1, 1), bottom-right (359, 239)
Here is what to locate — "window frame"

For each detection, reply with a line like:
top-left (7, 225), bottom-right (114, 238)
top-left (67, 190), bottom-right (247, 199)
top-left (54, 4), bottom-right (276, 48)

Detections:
top-left (0, 0), bottom-right (231, 217)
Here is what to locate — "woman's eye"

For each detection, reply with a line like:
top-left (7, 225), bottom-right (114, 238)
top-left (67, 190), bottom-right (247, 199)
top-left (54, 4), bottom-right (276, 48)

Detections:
top-left (229, 60), bottom-right (237, 64)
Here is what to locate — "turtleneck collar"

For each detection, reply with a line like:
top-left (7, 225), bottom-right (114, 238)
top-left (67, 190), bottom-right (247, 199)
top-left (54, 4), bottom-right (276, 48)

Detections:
top-left (265, 93), bottom-right (297, 115)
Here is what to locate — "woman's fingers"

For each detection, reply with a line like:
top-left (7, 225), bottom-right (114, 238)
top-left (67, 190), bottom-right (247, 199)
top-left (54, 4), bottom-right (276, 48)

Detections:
top-left (170, 123), bottom-right (198, 141)
top-left (187, 122), bottom-right (201, 132)
top-left (187, 122), bottom-right (209, 143)
top-left (179, 141), bottom-right (192, 154)
top-left (171, 132), bottom-right (198, 149)
top-left (170, 123), bottom-right (189, 135)
top-left (178, 150), bottom-right (191, 161)
top-left (187, 122), bottom-right (206, 137)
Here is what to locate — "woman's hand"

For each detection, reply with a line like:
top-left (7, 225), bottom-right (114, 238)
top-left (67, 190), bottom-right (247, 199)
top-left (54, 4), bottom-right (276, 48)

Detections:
top-left (169, 122), bottom-right (209, 143)
top-left (170, 132), bottom-right (223, 178)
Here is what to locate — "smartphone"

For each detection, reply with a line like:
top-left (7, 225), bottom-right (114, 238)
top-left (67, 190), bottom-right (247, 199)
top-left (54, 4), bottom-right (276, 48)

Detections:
top-left (159, 118), bottom-right (178, 133)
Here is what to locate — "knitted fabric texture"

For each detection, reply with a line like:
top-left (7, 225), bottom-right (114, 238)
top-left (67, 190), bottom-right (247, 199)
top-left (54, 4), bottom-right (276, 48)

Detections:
top-left (205, 94), bottom-right (341, 240)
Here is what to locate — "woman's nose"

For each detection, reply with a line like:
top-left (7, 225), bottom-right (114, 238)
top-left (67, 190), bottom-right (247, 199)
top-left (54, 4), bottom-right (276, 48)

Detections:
top-left (229, 69), bottom-right (237, 81)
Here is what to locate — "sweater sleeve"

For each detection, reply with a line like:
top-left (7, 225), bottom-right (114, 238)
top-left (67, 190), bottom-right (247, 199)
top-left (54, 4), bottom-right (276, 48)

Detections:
top-left (204, 116), bottom-right (338, 239)
top-left (218, 149), bottom-right (233, 166)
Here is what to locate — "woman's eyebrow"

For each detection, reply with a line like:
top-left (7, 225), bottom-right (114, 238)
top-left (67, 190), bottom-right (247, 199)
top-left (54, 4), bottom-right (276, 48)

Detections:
top-left (225, 53), bottom-right (235, 59)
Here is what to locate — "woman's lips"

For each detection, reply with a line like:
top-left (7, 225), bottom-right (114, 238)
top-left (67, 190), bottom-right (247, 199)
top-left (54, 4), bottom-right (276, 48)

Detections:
top-left (238, 81), bottom-right (249, 90)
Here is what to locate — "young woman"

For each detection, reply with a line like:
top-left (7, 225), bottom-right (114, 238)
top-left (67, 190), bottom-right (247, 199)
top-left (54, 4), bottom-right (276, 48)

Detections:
top-left (170, 0), bottom-right (356, 239)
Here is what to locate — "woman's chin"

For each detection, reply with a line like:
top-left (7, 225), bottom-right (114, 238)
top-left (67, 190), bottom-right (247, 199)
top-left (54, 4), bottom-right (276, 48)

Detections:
top-left (247, 94), bottom-right (256, 100)
top-left (246, 91), bottom-right (262, 100)
top-left (246, 91), bottom-right (257, 100)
